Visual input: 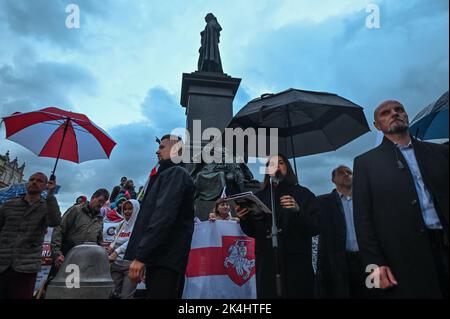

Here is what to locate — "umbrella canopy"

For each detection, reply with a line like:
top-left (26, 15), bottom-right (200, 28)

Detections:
top-left (1, 107), bottom-right (116, 174)
top-left (410, 91), bottom-right (448, 140)
top-left (227, 88), bottom-right (370, 160)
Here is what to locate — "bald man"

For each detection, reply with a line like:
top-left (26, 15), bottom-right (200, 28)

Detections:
top-left (0, 172), bottom-right (61, 299)
top-left (353, 100), bottom-right (448, 298)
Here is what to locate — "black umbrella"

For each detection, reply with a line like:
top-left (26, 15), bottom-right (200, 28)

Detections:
top-left (227, 88), bottom-right (370, 176)
top-left (409, 91), bottom-right (448, 141)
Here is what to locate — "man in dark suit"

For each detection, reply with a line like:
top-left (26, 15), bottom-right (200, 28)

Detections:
top-left (317, 165), bottom-right (369, 298)
top-left (353, 100), bottom-right (448, 298)
top-left (126, 135), bottom-right (195, 299)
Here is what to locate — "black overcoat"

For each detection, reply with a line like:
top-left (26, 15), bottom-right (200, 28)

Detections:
top-left (240, 181), bottom-right (320, 298)
top-left (353, 137), bottom-right (448, 298)
top-left (316, 190), bottom-right (351, 298)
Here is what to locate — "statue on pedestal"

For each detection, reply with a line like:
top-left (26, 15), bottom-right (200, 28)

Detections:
top-left (198, 13), bottom-right (223, 73)
top-left (184, 14), bottom-right (260, 219)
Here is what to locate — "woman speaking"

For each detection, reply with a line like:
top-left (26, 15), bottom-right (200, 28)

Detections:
top-left (238, 154), bottom-right (320, 299)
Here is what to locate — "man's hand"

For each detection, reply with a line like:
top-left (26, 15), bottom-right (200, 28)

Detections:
top-left (106, 245), bottom-right (114, 255)
top-left (129, 259), bottom-right (146, 283)
top-left (235, 205), bottom-right (250, 220)
top-left (47, 178), bottom-right (57, 196)
top-left (208, 213), bottom-right (217, 222)
top-left (280, 195), bottom-right (300, 211)
top-left (108, 251), bottom-right (118, 262)
top-left (54, 255), bottom-right (65, 268)
top-left (370, 266), bottom-right (398, 289)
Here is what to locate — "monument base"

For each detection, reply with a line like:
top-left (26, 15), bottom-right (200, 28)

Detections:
top-left (180, 71), bottom-right (260, 221)
top-left (180, 71), bottom-right (241, 142)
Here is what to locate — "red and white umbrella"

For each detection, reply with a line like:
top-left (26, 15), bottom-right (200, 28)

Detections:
top-left (1, 107), bottom-right (116, 176)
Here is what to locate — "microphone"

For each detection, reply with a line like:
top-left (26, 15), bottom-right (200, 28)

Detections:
top-left (272, 170), bottom-right (282, 186)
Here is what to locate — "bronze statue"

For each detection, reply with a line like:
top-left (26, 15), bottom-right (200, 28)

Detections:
top-left (198, 13), bottom-right (223, 73)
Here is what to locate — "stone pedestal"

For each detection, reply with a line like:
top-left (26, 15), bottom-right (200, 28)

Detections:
top-left (181, 71), bottom-right (241, 149)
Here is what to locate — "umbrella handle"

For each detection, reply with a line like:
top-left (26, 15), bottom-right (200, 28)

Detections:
top-left (51, 118), bottom-right (71, 177)
top-left (286, 110), bottom-right (299, 181)
top-left (0, 119), bottom-right (5, 136)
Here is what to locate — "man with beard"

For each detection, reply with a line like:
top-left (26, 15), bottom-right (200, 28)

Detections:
top-left (353, 100), bottom-right (448, 298)
top-left (0, 172), bottom-right (61, 299)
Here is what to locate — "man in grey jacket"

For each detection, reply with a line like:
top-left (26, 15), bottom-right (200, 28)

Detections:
top-left (0, 172), bottom-right (61, 299)
top-left (51, 188), bottom-right (109, 269)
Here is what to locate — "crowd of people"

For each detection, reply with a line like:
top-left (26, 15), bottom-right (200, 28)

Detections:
top-left (0, 100), bottom-right (448, 299)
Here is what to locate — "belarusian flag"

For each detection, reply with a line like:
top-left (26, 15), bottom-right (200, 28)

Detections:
top-left (182, 220), bottom-right (257, 299)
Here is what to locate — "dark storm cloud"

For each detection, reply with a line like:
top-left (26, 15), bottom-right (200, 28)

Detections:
top-left (140, 86), bottom-right (186, 137)
top-left (0, 54), bottom-right (97, 117)
top-left (0, 0), bottom-right (104, 48)
top-left (236, 0), bottom-right (448, 112)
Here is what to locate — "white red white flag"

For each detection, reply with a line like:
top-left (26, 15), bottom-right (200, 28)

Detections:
top-left (182, 220), bottom-right (257, 299)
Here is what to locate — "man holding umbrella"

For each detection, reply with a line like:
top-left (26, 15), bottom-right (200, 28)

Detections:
top-left (353, 100), bottom-right (448, 298)
top-left (0, 172), bottom-right (61, 299)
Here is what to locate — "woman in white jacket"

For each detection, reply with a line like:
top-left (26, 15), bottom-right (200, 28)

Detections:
top-left (107, 199), bottom-right (140, 298)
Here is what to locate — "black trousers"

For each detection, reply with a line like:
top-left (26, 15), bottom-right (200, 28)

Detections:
top-left (427, 229), bottom-right (449, 299)
top-left (345, 252), bottom-right (371, 299)
top-left (144, 266), bottom-right (185, 299)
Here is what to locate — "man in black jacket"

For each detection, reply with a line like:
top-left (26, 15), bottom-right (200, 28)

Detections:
top-left (353, 100), bottom-right (448, 298)
top-left (126, 134), bottom-right (195, 299)
top-left (317, 166), bottom-right (369, 298)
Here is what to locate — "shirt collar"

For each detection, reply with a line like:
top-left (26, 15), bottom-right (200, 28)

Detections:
top-left (395, 140), bottom-right (413, 150)
top-left (336, 190), bottom-right (352, 200)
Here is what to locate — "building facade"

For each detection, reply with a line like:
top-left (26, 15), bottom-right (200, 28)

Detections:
top-left (0, 151), bottom-right (26, 188)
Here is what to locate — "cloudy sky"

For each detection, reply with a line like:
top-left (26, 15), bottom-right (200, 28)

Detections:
top-left (0, 0), bottom-right (448, 212)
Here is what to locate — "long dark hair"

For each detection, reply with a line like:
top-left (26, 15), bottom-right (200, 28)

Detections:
top-left (262, 154), bottom-right (298, 189)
